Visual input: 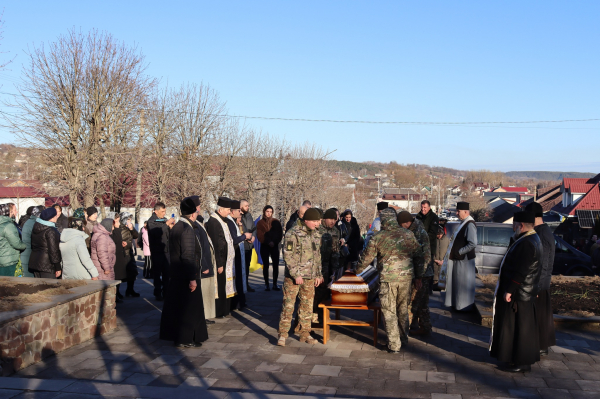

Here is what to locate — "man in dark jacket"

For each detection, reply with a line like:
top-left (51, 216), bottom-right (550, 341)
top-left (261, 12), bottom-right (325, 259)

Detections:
top-left (240, 200), bottom-right (256, 292)
top-left (148, 202), bottom-right (175, 301)
top-left (416, 200), bottom-right (439, 262)
top-left (490, 211), bottom-right (542, 372)
top-left (159, 198), bottom-right (208, 348)
top-left (525, 202), bottom-right (556, 356)
top-left (29, 207), bottom-right (62, 278)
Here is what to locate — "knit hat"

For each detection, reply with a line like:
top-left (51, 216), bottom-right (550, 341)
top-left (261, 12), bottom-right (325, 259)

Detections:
top-left (377, 202), bottom-right (389, 211)
top-left (31, 206), bottom-right (43, 217)
top-left (100, 218), bottom-right (114, 232)
top-left (514, 211), bottom-right (535, 224)
top-left (180, 198), bottom-right (197, 215)
top-left (323, 208), bottom-right (337, 220)
top-left (86, 206), bottom-right (98, 216)
top-left (303, 208), bottom-right (321, 221)
top-left (0, 204), bottom-right (10, 217)
top-left (73, 207), bottom-right (85, 219)
top-left (40, 207), bottom-right (57, 221)
top-left (457, 202), bottom-right (470, 211)
top-left (397, 211), bottom-right (413, 224)
top-left (525, 202), bottom-right (544, 218)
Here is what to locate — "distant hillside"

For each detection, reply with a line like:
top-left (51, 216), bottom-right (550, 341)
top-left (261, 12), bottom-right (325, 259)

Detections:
top-left (326, 160), bottom-right (384, 176)
top-left (506, 171), bottom-right (596, 181)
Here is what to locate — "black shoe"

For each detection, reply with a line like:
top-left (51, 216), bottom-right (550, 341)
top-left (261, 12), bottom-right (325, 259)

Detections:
top-left (265, 285), bottom-right (271, 291)
top-left (503, 364), bottom-right (531, 373)
top-left (175, 342), bottom-right (202, 348)
top-left (540, 349), bottom-right (549, 356)
top-left (272, 285), bottom-right (280, 291)
top-left (247, 286), bottom-right (255, 292)
top-left (116, 296), bottom-right (123, 303)
top-left (126, 291), bottom-right (140, 298)
top-left (155, 295), bottom-right (164, 301)
top-left (116, 292), bottom-right (124, 299)
top-left (206, 320), bottom-right (216, 325)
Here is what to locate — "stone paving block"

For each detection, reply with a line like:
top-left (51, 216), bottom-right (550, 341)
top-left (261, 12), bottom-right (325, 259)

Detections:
top-left (569, 391), bottom-right (600, 399)
top-left (256, 362), bottom-right (285, 372)
top-left (271, 384), bottom-right (307, 393)
top-left (305, 385), bottom-right (337, 395)
top-left (0, 378), bottom-right (74, 392)
top-left (508, 387), bottom-right (543, 398)
top-left (545, 378), bottom-right (582, 390)
top-left (122, 373), bottom-right (157, 386)
top-left (323, 349), bottom-right (352, 358)
top-left (245, 381), bottom-right (277, 392)
top-left (11, 391), bottom-right (59, 399)
top-left (93, 370), bottom-right (133, 383)
top-left (399, 370), bottom-right (427, 382)
top-left (576, 380), bottom-right (600, 391)
top-left (275, 354), bottom-right (305, 364)
top-left (431, 394), bottom-right (461, 399)
top-left (577, 371), bottom-right (600, 381)
top-left (427, 371), bottom-right (455, 383)
top-left (149, 355), bottom-right (184, 365)
top-left (282, 363), bottom-right (314, 375)
top-left (200, 358), bottom-right (236, 369)
top-left (540, 360), bottom-right (569, 370)
top-left (224, 330), bottom-right (249, 337)
top-left (537, 388), bottom-right (574, 399)
top-left (552, 346), bottom-right (580, 354)
top-left (368, 367), bottom-right (399, 379)
top-left (566, 340), bottom-right (590, 348)
top-left (310, 365), bottom-right (341, 377)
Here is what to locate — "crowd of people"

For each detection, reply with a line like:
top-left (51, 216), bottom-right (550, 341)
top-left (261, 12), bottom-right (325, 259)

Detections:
top-left (0, 196), bottom-right (563, 368)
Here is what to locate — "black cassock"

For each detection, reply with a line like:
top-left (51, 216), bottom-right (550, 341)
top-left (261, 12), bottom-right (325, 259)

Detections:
top-left (534, 223), bottom-right (557, 351)
top-left (226, 218), bottom-right (246, 311)
top-left (490, 231), bottom-right (542, 366)
top-left (160, 219), bottom-right (208, 345)
top-left (205, 214), bottom-right (232, 318)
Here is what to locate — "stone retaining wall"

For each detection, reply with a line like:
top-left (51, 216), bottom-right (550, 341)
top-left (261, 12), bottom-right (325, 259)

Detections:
top-left (0, 280), bottom-right (118, 374)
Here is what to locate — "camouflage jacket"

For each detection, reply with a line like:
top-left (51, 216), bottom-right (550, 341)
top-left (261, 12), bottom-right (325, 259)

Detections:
top-left (356, 208), bottom-right (423, 283)
top-left (283, 221), bottom-right (323, 280)
top-left (408, 218), bottom-right (433, 278)
top-left (317, 224), bottom-right (340, 279)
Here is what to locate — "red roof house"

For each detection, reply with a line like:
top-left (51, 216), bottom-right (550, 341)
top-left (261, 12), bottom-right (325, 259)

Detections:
top-left (552, 173), bottom-right (600, 227)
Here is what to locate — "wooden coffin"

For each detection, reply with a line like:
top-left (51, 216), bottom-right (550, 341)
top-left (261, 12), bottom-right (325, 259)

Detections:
top-left (330, 266), bottom-right (380, 306)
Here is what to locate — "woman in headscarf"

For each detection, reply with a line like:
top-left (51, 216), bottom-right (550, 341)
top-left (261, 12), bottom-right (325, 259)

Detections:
top-left (256, 205), bottom-right (283, 291)
top-left (91, 218), bottom-right (116, 282)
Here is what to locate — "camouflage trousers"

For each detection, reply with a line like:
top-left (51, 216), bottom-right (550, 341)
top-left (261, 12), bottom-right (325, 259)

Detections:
top-left (278, 277), bottom-right (315, 338)
top-left (409, 278), bottom-right (431, 332)
top-left (380, 280), bottom-right (412, 352)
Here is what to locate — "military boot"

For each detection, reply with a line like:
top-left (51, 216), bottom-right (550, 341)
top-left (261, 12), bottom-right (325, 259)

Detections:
top-left (299, 334), bottom-right (318, 345)
top-left (277, 336), bottom-right (286, 347)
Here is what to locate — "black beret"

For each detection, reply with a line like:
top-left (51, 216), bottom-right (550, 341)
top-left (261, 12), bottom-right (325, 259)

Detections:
top-left (180, 198), bottom-right (197, 215)
top-left (525, 202), bottom-right (543, 218)
top-left (457, 202), bottom-right (470, 211)
top-left (377, 201), bottom-right (389, 211)
top-left (514, 211), bottom-right (535, 224)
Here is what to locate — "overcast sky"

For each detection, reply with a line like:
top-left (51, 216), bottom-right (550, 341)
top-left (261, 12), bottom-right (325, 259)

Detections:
top-left (0, 1), bottom-right (598, 173)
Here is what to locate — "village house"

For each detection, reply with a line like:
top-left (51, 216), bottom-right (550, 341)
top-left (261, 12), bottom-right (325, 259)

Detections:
top-left (552, 173), bottom-right (600, 229)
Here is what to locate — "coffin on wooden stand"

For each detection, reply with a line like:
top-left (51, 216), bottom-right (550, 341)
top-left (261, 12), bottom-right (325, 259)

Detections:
top-left (330, 266), bottom-right (380, 306)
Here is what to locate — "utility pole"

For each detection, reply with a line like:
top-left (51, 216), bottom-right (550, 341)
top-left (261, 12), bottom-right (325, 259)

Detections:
top-left (134, 110), bottom-right (145, 226)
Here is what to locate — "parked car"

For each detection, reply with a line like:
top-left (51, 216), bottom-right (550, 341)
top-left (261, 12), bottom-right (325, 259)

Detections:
top-left (444, 222), bottom-right (595, 276)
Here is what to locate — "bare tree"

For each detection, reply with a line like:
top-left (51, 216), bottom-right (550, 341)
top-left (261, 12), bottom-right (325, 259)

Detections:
top-left (5, 29), bottom-right (155, 209)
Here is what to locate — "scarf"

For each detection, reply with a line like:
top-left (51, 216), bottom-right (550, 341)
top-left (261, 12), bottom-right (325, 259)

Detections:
top-left (228, 215), bottom-right (247, 293)
top-left (36, 219), bottom-right (57, 228)
top-left (438, 215), bottom-right (474, 289)
top-left (212, 212), bottom-right (237, 298)
top-left (195, 219), bottom-right (219, 299)
top-left (489, 228), bottom-right (537, 349)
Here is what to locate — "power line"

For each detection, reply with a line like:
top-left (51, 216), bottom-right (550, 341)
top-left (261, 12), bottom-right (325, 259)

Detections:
top-left (0, 90), bottom-right (599, 126)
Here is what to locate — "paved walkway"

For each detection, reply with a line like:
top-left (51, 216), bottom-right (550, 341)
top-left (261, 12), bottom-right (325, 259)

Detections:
top-left (3, 261), bottom-right (600, 398)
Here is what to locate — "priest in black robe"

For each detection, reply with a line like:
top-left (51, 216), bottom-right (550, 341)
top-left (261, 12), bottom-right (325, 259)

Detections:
top-left (227, 200), bottom-right (252, 311)
top-left (205, 197), bottom-right (235, 318)
top-left (490, 211), bottom-right (542, 372)
top-left (525, 202), bottom-right (556, 355)
top-left (159, 198), bottom-right (208, 347)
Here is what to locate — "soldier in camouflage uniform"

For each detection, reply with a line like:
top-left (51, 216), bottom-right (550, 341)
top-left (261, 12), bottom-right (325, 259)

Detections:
top-left (277, 208), bottom-right (324, 346)
top-left (356, 208), bottom-right (424, 353)
top-left (312, 208), bottom-right (341, 323)
top-left (397, 211), bottom-right (433, 336)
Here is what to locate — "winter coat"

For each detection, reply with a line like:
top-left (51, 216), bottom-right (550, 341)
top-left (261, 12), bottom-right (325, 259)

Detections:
top-left (240, 212), bottom-right (256, 251)
top-left (416, 210), bottom-right (439, 258)
top-left (169, 219), bottom-right (200, 282)
top-left (29, 220), bottom-right (62, 274)
top-left (18, 215), bottom-right (30, 229)
top-left (435, 234), bottom-right (450, 262)
top-left (85, 219), bottom-right (97, 251)
top-left (60, 228), bottom-right (99, 280)
top-left (285, 211), bottom-right (300, 232)
top-left (499, 231), bottom-right (543, 302)
top-left (534, 223), bottom-right (555, 292)
top-left (141, 227), bottom-right (151, 256)
top-left (20, 216), bottom-right (37, 276)
top-left (257, 218), bottom-right (283, 246)
top-left (0, 215), bottom-right (26, 267)
top-left (148, 213), bottom-right (170, 254)
top-left (91, 223), bottom-right (116, 280)
top-left (112, 227), bottom-right (128, 280)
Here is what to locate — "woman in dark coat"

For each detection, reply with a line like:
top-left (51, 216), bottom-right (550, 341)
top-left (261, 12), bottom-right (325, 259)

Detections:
top-left (160, 198), bottom-right (208, 347)
top-left (338, 209), bottom-right (361, 268)
top-left (256, 205), bottom-right (283, 291)
top-left (111, 215), bottom-right (128, 302)
top-left (120, 212), bottom-right (140, 297)
top-left (29, 208), bottom-right (62, 279)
